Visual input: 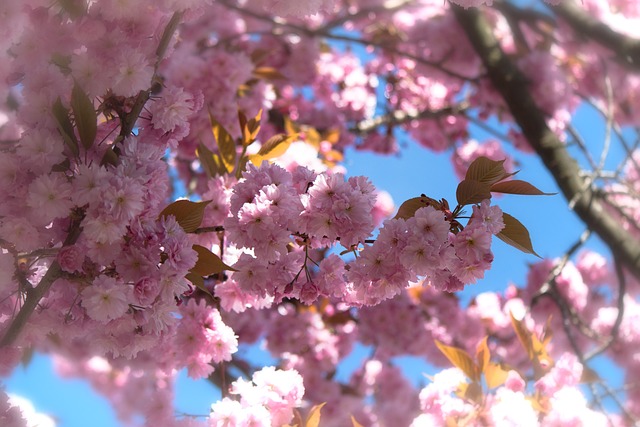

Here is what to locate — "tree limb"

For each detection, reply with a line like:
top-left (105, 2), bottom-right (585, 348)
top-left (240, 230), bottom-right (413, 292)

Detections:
top-left (452, 5), bottom-right (640, 281)
top-left (549, 0), bottom-right (640, 71)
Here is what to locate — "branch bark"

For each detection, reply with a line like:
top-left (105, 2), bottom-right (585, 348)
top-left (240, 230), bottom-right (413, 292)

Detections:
top-left (452, 5), bottom-right (640, 280)
top-left (0, 208), bottom-right (85, 347)
top-left (549, 0), bottom-right (640, 72)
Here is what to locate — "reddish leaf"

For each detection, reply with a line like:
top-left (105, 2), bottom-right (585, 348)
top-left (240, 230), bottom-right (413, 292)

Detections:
top-left (490, 180), bottom-right (555, 196)
top-left (465, 157), bottom-right (510, 185)
top-left (496, 212), bottom-right (540, 257)
top-left (71, 83), bottom-right (97, 150)
top-left (191, 244), bottom-right (236, 277)
top-left (185, 272), bottom-right (211, 296)
top-left (196, 143), bottom-right (222, 178)
top-left (52, 97), bottom-right (79, 157)
top-left (456, 179), bottom-right (492, 206)
top-left (475, 337), bottom-right (491, 374)
top-left (159, 200), bottom-right (211, 233)
top-left (394, 196), bottom-right (442, 220)
top-left (463, 381), bottom-right (484, 403)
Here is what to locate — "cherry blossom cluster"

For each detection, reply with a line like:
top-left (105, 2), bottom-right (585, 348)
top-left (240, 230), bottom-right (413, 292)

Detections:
top-left (1, 0), bottom-right (639, 425)
top-left (410, 353), bottom-right (607, 426)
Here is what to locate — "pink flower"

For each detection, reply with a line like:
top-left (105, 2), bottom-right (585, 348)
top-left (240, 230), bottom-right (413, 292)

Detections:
top-left (133, 277), bottom-right (160, 306)
top-left (148, 86), bottom-right (202, 133)
top-left (57, 245), bottom-right (85, 273)
top-left (26, 173), bottom-right (73, 225)
top-left (82, 276), bottom-right (130, 323)
top-left (112, 50), bottom-right (154, 97)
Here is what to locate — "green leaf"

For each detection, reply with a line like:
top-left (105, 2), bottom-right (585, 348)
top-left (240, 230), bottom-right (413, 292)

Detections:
top-left (490, 180), bottom-right (555, 196)
top-left (209, 113), bottom-right (236, 174)
top-left (191, 244), bottom-right (237, 277)
top-left (496, 212), bottom-right (540, 257)
top-left (52, 97), bottom-right (79, 157)
top-left (159, 200), bottom-right (211, 233)
top-left (465, 157), bottom-right (511, 185)
top-left (71, 83), bottom-right (97, 150)
top-left (456, 179), bottom-right (492, 206)
top-left (435, 340), bottom-right (480, 382)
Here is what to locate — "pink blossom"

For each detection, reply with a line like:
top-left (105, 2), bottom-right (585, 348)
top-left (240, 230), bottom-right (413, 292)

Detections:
top-left (112, 50), bottom-right (154, 97)
top-left (57, 245), bottom-right (85, 273)
top-left (26, 174), bottom-right (73, 225)
top-left (133, 277), bottom-right (160, 306)
top-left (82, 276), bottom-right (130, 323)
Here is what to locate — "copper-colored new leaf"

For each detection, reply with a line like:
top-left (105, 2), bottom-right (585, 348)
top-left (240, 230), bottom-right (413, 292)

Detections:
top-left (510, 312), bottom-right (534, 360)
top-left (490, 180), bottom-right (555, 196)
top-left (249, 133), bottom-right (296, 165)
top-left (394, 196), bottom-right (441, 220)
top-left (159, 200), bottom-right (211, 233)
top-left (52, 97), bottom-right (79, 157)
top-left (351, 416), bottom-right (364, 427)
top-left (475, 336), bottom-right (491, 374)
top-left (463, 381), bottom-right (484, 404)
top-left (484, 362), bottom-right (510, 389)
top-left (456, 179), bottom-right (492, 206)
top-left (185, 272), bottom-right (211, 296)
top-left (239, 109), bottom-right (262, 147)
top-left (305, 402), bottom-right (326, 427)
top-left (435, 340), bottom-right (480, 382)
top-left (581, 366), bottom-right (600, 383)
top-left (196, 143), bottom-right (222, 178)
top-left (71, 83), bottom-right (97, 150)
top-left (209, 113), bottom-right (236, 174)
top-left (496, 212), bottom-right (540, 257)
top-left (59, 0), bottom-right (86, 18)
top-left (464, 157), bottom-right (510, 185)
top-left (257, 133), bottom-right (297, 156)
top-left (253, 66), bottom-right (286, 80)
top-left (191, 245), bottom-right (237, 277)
top-left (100, 147), bottom-right (119, 167)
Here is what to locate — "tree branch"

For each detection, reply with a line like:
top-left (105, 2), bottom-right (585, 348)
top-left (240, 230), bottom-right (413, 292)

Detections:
top-left (0, 208), bottom-right (85, 347)
top-left (452, 5), bottom-right (640, 281)
top-left (549, 0), bottom-right (640, 71)
top-left (351, 102), bottom-right (469, 134)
